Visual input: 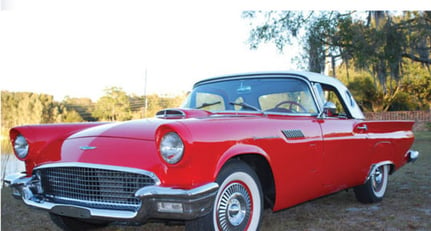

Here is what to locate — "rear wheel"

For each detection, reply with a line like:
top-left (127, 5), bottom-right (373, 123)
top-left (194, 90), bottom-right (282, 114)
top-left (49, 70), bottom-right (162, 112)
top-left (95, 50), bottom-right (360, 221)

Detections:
top-left (186, 160), bottom-right (263, 231)
top-left (49, 213), bottom-right (109, 231)
top-left (354, 164), bottom-right (389, 203)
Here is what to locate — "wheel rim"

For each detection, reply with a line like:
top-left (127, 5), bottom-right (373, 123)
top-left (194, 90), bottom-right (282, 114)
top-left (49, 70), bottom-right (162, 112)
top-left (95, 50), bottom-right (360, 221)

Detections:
top-left (217, 182), bottom-right (252, 231)
top-left (372, 167), bottom-right (383, 192)
top-left (371, 165), bottom-right (388, 197)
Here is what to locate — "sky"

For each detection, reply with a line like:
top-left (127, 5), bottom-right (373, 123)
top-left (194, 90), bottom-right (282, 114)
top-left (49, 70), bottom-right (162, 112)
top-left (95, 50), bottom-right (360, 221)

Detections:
top-left (0, 0), bottom-right (299, 101)
top-left (1, 0), bottom-right (429, 102)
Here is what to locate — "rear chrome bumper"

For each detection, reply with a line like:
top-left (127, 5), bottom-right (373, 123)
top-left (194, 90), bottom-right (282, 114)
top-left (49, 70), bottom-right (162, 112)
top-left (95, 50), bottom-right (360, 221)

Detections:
top-left (4, 172), bottom-right (218, 222)
top-left (406, 149), bottom-right (419, 163)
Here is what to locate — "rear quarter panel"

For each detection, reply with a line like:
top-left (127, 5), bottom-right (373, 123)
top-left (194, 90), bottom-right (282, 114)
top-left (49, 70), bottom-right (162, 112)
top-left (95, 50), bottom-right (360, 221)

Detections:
top-left (356, 120), bottom-right (415, 171)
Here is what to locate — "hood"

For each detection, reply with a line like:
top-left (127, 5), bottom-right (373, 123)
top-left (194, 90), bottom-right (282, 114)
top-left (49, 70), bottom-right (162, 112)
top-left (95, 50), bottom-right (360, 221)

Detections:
top-left (68, 109), bottom-right (213, 140)
top-left (68, 119), bottom-right (164, 140)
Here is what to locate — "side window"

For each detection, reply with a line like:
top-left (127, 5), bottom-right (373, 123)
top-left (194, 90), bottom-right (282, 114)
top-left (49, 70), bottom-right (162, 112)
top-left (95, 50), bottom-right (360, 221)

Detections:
top-left (259, 80), bottom-right (318, 114)
top-left (322, 85), bottom-right (349, 118)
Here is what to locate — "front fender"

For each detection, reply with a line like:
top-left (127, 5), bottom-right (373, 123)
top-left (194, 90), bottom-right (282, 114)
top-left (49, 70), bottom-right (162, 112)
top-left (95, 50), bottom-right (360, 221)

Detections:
top-left (10, 123), bottom-right (107, 174)
top-left (213, 143), bottom-right (269, 180)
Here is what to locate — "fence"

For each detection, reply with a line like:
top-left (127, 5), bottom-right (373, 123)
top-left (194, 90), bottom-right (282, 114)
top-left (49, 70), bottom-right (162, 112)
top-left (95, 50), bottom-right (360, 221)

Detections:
top-left (364, 111), bottom-right (431, 131)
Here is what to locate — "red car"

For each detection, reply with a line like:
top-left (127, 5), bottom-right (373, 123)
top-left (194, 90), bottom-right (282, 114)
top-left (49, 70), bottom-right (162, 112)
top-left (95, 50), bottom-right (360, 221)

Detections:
top-left (6, 71), bottom-right (419, 231)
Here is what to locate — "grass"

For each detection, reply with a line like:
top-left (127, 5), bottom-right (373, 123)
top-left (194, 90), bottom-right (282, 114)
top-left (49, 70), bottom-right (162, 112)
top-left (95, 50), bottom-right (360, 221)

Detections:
top-left (2, 132), bottom-right (430, 231)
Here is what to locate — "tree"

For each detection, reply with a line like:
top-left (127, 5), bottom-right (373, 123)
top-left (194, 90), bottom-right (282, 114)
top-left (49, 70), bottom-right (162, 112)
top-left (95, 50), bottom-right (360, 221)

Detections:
top-left (1, 89), bottom-right (188, 155)
top-left (1, 91), bottom-right (87, 153)
top-left (138, 93), bottom-right (185, 118)
top-left (398, 62), bottom-right (431, 110)
top-left (244, 11), bottom-right (431, 77)
top-left (243, 11), bottom-right (431, 111)
top-left (63, 97), bottom-right (96, 121)
top-left (337, 60), bottom-right (431, 111)
top-left (93, 87), bottom-right (132, 121)
top-left (62, 109), bottom-right (85, 122)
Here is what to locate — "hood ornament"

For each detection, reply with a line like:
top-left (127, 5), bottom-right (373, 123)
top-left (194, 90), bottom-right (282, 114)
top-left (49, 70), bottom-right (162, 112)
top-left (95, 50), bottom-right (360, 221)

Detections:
top-left (80, 146), bottom-right (97, 150)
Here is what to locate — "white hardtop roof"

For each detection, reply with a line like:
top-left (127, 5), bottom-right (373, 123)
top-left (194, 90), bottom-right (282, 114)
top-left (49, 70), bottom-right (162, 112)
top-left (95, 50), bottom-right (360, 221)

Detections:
top-left (195, 70), bottom-right (348, 90)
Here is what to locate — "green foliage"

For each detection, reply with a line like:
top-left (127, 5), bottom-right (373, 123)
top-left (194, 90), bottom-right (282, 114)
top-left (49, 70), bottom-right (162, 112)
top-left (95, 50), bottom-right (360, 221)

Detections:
top-left (63, 97), bottom-right (96, 121)
top-left (92, 87), bottom-right (132, 121)
top-left (339, 61), bottom-right (431, 112)
top-left (244, 10), bottom-right (431, 112)
top-left (346, 75), bottom-right (377, 112)
top-left (244, 11), bottom-right (430, 80)
top-left (143, 94), bottom-right (185, 118)
top-left (243, 11), bottom-right (307, 50)
top-left (1, 89), bottom-right (186, 126)
top-left (399, 62), bottom-right (431, 110)
top-left (1, 91), bottom-right (78, 131)
top-left (1, 89), bottom-right (187, 152)
top-left (390, 92), bottom-right (418, 111)
top-left (1, 91), bottom-right (84, 154)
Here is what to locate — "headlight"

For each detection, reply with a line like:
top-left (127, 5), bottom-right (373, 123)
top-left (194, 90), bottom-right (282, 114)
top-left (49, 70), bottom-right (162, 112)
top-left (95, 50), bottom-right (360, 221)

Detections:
top-left (159, 132), bottom-right (184, 164)
top-left (14, 135), bottom-right (29, 159)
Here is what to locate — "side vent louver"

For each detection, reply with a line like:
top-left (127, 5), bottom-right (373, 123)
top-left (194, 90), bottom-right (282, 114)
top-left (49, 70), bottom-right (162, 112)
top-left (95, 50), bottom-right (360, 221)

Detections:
top-left (282, 129), bottom-right (305, 139)
top-left (156, 109), bottom-right (186, 119)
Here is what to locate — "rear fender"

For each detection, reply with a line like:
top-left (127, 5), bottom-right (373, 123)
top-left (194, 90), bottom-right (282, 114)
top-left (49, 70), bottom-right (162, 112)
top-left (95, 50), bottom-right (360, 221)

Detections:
top-left (371, 141), bottom-right (395, 166)
top-left (363, 120), bottom-right (415, 171)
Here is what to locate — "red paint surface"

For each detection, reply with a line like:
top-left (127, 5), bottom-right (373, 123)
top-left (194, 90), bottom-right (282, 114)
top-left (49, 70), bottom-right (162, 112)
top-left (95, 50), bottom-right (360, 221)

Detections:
top-left (10, 109), bottom-right (415, 211)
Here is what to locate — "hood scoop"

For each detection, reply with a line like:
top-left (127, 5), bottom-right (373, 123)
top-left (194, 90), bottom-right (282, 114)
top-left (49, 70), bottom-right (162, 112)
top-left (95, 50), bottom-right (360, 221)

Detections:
top-left (156, 108), bottom-right (212, 119)
top-left (156, 109), bottom-right (186, 119)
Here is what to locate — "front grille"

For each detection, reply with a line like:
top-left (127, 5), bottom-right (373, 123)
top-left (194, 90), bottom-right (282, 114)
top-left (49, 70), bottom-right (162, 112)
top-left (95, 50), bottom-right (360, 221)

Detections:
top-left (37, 166), bottom-right (156, 211)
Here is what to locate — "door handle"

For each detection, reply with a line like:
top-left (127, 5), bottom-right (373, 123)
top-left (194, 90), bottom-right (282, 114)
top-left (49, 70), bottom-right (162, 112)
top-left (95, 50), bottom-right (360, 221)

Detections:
top-left (357, 124), bottom-right (368, 131)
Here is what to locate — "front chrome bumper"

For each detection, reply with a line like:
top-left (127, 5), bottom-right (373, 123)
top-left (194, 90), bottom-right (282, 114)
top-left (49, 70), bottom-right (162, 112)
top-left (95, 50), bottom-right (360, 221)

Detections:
top-left (4, 172), bottom-right (218, 222)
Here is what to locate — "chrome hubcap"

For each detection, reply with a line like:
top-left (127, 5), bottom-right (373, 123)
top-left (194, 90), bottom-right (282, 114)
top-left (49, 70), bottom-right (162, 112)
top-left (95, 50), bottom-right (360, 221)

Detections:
top-left (372, 167), bottom-right (383, 192)
top-left (227, 196), bottom-right (245, 225)
top-left (218, 183), bottom-right (251, 230)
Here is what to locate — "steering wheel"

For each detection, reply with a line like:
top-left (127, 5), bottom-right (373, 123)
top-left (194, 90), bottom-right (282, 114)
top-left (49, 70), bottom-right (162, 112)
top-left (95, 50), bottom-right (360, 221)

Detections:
top-left (273, 101), bottom-right (307, 113)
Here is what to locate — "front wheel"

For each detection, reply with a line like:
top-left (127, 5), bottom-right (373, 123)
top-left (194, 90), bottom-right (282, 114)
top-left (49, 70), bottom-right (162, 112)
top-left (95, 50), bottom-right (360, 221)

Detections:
top-left (354, 164), bottom-right (389, 203)
top-left (186, 160), bottom-right (263, 231)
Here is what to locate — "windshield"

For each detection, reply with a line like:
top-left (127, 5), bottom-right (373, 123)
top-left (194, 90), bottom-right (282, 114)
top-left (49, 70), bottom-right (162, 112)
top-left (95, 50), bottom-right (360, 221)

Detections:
top-left (182, 77), bottom-right (318, 115)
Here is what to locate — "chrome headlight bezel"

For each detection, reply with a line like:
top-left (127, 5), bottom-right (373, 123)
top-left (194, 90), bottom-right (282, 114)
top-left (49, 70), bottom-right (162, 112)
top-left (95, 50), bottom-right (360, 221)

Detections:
top-left (159, 132), bottom-right (184, 164)
top-left (14, 134), bottom-right (29, 159)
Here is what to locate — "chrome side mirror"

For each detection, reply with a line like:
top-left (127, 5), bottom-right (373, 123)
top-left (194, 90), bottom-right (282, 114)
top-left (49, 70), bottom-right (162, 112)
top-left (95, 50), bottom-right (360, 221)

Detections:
top-left (318, 101), bottom-right (337, 118)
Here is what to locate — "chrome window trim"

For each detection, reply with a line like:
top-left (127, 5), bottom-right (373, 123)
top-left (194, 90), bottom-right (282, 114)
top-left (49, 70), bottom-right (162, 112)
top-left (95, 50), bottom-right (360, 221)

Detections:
top-left (192, 71), bottom-right (366, 119)
top-left (208, 110), bottom-right (318, 117)
top-left (34, 162), bottom-right (161, 185)
top-left (189, 75), bottom-right (321, 117)
top-left (264, 111), bottom-right (319, 117)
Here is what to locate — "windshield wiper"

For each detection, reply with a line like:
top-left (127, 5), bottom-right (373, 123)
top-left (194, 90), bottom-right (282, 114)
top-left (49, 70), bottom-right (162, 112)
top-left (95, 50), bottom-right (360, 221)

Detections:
top-left (229, 101), bottom-right (263, 113)
top-left (197, 101), bottom-right (221, 109)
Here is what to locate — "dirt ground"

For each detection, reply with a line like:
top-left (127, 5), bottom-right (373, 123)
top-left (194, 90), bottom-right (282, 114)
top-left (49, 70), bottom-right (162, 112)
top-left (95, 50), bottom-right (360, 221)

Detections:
top-left (2, 132), bottom-right (430, 231)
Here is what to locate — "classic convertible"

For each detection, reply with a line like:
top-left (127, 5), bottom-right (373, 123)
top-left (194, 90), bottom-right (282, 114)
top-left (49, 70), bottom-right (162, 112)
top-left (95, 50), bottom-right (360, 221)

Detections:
top-left (6, 71), bottom-right (419, 231)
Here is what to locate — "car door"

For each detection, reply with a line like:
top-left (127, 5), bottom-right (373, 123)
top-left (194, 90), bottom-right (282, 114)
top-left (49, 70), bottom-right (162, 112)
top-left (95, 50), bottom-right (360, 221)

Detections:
top-left (256, 78), bottom-right (326, 207)
top-left (317, 85), bottom-right (370, 193)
